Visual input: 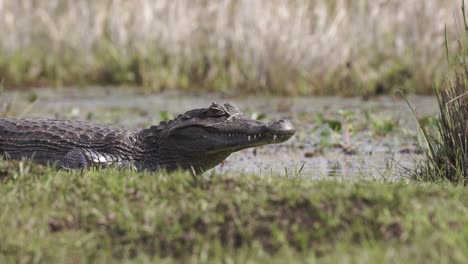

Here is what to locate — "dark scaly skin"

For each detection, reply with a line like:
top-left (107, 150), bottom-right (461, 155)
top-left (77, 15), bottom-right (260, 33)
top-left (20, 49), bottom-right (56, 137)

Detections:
top-left (0, 103), bottom-right (296, 174)
top-left (0, 119), bottom-right (140, 168)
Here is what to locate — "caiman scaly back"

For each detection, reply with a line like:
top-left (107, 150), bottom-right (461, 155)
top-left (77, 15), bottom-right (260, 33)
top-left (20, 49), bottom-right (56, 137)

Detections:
top-left (0, 103), bottom-right (295, 173)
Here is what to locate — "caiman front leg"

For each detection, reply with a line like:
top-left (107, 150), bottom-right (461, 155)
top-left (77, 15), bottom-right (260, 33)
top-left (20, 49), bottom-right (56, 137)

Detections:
top-left (59, 149), bottom-right (89, 170)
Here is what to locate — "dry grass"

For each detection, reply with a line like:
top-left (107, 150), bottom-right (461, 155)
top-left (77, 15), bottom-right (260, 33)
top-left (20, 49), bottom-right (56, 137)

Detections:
top-left (0, 0), bottom-right (460, 94)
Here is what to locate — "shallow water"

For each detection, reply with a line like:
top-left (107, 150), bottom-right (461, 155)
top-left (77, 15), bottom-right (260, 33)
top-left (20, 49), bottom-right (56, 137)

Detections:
top-left (0, 88), bottom-right (437, 179)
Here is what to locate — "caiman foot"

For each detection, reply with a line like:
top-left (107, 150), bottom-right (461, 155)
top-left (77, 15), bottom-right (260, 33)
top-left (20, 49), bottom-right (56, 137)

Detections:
top-left (59, 149), bottom-right (89, 170)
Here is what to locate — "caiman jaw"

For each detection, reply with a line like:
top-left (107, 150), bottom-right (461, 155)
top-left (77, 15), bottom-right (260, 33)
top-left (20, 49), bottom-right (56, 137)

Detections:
top-left (203, 119), bottom-right (296, 154)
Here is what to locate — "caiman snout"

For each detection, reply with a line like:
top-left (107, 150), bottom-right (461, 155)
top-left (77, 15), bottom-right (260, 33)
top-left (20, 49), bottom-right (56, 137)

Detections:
top-left (267, 120), bottom-right (295, 134)
top-left (264, 119), bottom-right (295, 143)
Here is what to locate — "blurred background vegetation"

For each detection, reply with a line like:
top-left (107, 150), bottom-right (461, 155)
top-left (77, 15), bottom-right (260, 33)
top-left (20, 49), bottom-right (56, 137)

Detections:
top-left (0, 0), bottom-right (460, 95)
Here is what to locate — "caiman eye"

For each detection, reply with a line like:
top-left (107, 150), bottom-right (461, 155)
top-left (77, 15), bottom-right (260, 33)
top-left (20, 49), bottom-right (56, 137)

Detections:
top-left (207, 104), bottom-right (226, 117)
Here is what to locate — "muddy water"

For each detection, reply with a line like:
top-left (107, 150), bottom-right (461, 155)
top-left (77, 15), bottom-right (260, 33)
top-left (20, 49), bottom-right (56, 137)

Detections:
top-left (0, 88), bottom-right (437, 179)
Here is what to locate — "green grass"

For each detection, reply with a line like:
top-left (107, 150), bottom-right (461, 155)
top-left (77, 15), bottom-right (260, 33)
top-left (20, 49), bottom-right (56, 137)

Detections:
top-left (0, 161), bottom-right (466, 263)
top-left (0, 0), bottom-right (459, 95)
top-left (409, 0), bottom-right (468, 184)
top-left (413, 75), bottom-right (468, 184)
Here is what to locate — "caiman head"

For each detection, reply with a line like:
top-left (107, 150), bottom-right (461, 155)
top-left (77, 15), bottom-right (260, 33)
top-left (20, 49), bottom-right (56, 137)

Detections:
top-left (140, 103), bottom-right (295, 173)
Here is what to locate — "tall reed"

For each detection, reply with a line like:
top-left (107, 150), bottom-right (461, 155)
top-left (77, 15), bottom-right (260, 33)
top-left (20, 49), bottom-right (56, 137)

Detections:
top-left (412, 1), bottom-right (468, 184)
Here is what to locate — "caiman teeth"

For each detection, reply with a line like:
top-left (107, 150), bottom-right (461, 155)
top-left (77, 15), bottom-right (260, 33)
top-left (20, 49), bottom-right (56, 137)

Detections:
top-left (218, 132), bottom-right (268, 141)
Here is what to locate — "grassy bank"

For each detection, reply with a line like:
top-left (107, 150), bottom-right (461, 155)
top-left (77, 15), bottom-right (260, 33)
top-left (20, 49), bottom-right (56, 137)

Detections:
top-left (0, 0), bottom-right (459, 95)
top-left (0, 161), bottom-right (466, 263)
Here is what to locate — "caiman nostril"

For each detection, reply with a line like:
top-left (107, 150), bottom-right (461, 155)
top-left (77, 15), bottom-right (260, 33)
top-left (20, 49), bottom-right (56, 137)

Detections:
top-left (268, 119), bottom-right (295, 135)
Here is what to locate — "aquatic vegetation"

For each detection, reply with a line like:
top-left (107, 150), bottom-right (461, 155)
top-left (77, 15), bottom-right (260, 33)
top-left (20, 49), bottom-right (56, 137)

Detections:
top-left (158, 111), bottom-right (172, 121)
top-left (249, 111), bottom-right (268, 121)
top-left (0, 0), bottom-right (459, 95)
top-left (371, 116), bottom-right (397, 136)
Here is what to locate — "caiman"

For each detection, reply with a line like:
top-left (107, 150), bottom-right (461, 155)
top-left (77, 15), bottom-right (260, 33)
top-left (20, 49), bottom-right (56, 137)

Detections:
top-left (0, 103), bottom-right (295, 174)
